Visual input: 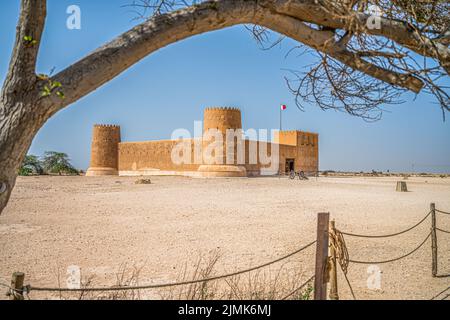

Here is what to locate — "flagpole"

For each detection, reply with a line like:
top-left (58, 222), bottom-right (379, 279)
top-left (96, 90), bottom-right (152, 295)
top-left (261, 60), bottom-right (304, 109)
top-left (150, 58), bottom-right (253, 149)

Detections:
top-left (279, 104), bottom-right (283, 178)
top-left (278, 104), bottom-right (287, 176)
top-left (280, 106), bottom-right (282, 132)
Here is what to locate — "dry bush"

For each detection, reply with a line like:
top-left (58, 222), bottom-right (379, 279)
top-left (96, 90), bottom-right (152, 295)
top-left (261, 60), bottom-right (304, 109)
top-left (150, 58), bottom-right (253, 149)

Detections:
top-left (95, 264), bottom-right (144, 300)
top-left (41, 250), bottom-right (313, 300)
top-left (158, 250), bottom-right (222, 300)
top-left (158, 250), bottom-right (314, 301)
top-left (222, 265), bottom-right (313, 300)
top-left (46, 263), bottom-right (144, 300)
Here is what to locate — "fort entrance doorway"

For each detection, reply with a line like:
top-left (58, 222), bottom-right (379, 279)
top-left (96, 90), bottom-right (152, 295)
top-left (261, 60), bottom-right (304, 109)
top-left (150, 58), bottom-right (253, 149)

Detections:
top-left (285, 159), bottom-right (295, 174)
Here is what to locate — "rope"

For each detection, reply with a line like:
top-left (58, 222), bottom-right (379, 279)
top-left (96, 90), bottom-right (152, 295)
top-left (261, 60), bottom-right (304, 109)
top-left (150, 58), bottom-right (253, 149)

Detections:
top-left (281, 275), bottom-right (315, 300)
top-left (349, 232), bottom-right (431, 265)
top-left (431, 286), bottom-right (450, 300)
top-left (329, 228), bottom-right (349, 274)
top-left (436, 228), bottom-right (450, 234)
top-left (436, 209), bottom-right (450, 215)
top-left (0, 282), bottom-right (27, 299)
top-left (340, 211), bottom-right (431, 239)
top-left (329, 227), bottom-right (356, 300)
top-left (1, 283), bottom-right (12, 298)
top-left (29, 240), bottom-right (317, 293)
top-left (342, 269), bottom-right (356, 300)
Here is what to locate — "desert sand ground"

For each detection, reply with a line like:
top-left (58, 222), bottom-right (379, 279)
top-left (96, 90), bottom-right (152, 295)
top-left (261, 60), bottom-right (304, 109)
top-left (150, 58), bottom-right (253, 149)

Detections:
top-left (0, 175), bottom-right (449, 300)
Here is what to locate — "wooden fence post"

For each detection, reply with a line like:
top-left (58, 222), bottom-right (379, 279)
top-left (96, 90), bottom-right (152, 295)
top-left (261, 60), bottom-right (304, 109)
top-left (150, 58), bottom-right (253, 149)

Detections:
top-left (10, 272), bottom-right (25, 300)
top-left (314, 212), bottom-right (330, 300)
top-left (431, 203), bottom-right (438, 277)
top-left (329, 220), bottom-right (339, 300)
top-left (396, 181), bottom-right (408, 192)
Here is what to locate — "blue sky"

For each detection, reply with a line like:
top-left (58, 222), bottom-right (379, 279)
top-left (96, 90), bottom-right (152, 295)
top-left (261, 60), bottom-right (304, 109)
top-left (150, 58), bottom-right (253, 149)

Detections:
top-left (1, 0), bottom-right (449, 173)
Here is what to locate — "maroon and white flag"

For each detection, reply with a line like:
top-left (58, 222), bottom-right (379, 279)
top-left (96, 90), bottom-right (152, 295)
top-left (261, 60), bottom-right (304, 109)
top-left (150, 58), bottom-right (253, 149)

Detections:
top-left (280, 104), bottom-right (287, 111)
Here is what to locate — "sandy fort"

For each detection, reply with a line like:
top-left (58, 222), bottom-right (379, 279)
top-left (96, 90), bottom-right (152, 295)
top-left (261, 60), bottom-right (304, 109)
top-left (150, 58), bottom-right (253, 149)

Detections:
top-left (86, 107), bottom-right (319, 178)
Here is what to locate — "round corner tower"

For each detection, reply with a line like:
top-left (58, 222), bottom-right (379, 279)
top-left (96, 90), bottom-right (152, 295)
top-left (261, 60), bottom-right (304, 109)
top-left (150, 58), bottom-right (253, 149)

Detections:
top-left (86, 124), bottom-right (121, 176)
top-left (197, 107), bottom-right (247, 177)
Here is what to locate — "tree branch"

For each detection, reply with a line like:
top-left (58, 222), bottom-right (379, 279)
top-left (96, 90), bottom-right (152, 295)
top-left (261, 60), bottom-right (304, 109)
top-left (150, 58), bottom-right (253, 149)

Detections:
top-left (3, 0), bottom-right (46, 91)
top-left (269, 0), bottom-right (450, 72)
top-left (43, 0), bottom-right (423, 118)
top-left (355, 51), bottom-right (406, 59)
top-left (45, 0), bottom-right (260, 116)
top-left (257, 11), bottom-right (424, 93)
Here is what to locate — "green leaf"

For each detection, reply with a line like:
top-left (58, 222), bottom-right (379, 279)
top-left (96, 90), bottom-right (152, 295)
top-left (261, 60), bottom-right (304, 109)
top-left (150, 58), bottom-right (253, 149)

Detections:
top-left (41, 85), bottom-right (51, 97)
top-left (51, 81), bottom-right (62, 89)
top-left (24, 36), bottom-right (37, 46)
top-left (56, 91), bottom-right (65, 99)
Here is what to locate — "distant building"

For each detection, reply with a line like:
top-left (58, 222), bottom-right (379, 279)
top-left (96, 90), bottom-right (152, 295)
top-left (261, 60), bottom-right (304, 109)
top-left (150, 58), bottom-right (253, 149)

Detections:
top-left (86, 107), bottom-right (319, 177)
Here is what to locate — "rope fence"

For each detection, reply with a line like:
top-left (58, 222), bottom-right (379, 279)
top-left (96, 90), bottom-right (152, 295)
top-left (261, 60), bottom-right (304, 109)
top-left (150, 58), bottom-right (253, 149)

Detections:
top-left (29, 240), bottom-right (316, 293)
top-left (340, 210), bottom-right (431, 239)
top-left (329, 203), bottom-right (449, 300)
top-left (430, 286), bottom-right (450, 300)
top-left (436, 228), bottom-right (450, 234)
top-left (4, 203), bottom-right (449, 301)
top-left (4, 240), bottom-right (316, 298)
top-left (281, 275), bottom-right (315, 300)
top-left (347, 232), bottom-right (431, 265)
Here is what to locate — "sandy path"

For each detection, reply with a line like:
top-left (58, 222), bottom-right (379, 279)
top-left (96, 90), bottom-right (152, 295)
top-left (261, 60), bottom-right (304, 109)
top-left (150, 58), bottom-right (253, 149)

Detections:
top-left (0, 176), bottom-right (449, 300)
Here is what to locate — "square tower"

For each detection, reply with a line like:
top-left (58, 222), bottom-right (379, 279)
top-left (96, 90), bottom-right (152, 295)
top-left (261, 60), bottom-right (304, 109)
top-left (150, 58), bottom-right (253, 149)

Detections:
top-left (275, 130), bottom-right (319, 173)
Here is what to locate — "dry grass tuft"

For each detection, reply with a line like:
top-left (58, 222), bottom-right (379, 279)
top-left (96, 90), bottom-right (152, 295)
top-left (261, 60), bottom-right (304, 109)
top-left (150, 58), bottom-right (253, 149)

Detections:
top-left (157, 250), bottom-right (313, 300)
top-left (38, 251), bottom-right (313, 300)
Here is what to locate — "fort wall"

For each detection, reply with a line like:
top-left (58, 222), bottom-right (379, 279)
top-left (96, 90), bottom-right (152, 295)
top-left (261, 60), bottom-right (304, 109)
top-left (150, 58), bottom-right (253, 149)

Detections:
top-left (118, 139), bottom-right (200, 175)
top-left (118, 138), bottom-right (297, 177)
top-left (297, 131), bottom-right (319, 173)
top-left (275, 131), bottom-right (298, 146)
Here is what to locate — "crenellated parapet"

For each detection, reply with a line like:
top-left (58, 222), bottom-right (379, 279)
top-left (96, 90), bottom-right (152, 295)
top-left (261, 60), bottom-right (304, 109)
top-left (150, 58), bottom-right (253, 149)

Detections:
top-left (298, 132), bottom-right (319, 146)
top-left (204, 107), bottom-right (240, 111)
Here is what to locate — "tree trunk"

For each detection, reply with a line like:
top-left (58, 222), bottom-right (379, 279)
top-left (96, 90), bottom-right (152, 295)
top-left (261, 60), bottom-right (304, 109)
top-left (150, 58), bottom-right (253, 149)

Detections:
top-left (0, 90), bottom-right (45, 213)
top-left (0, 0), bottom-right (48, 214)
